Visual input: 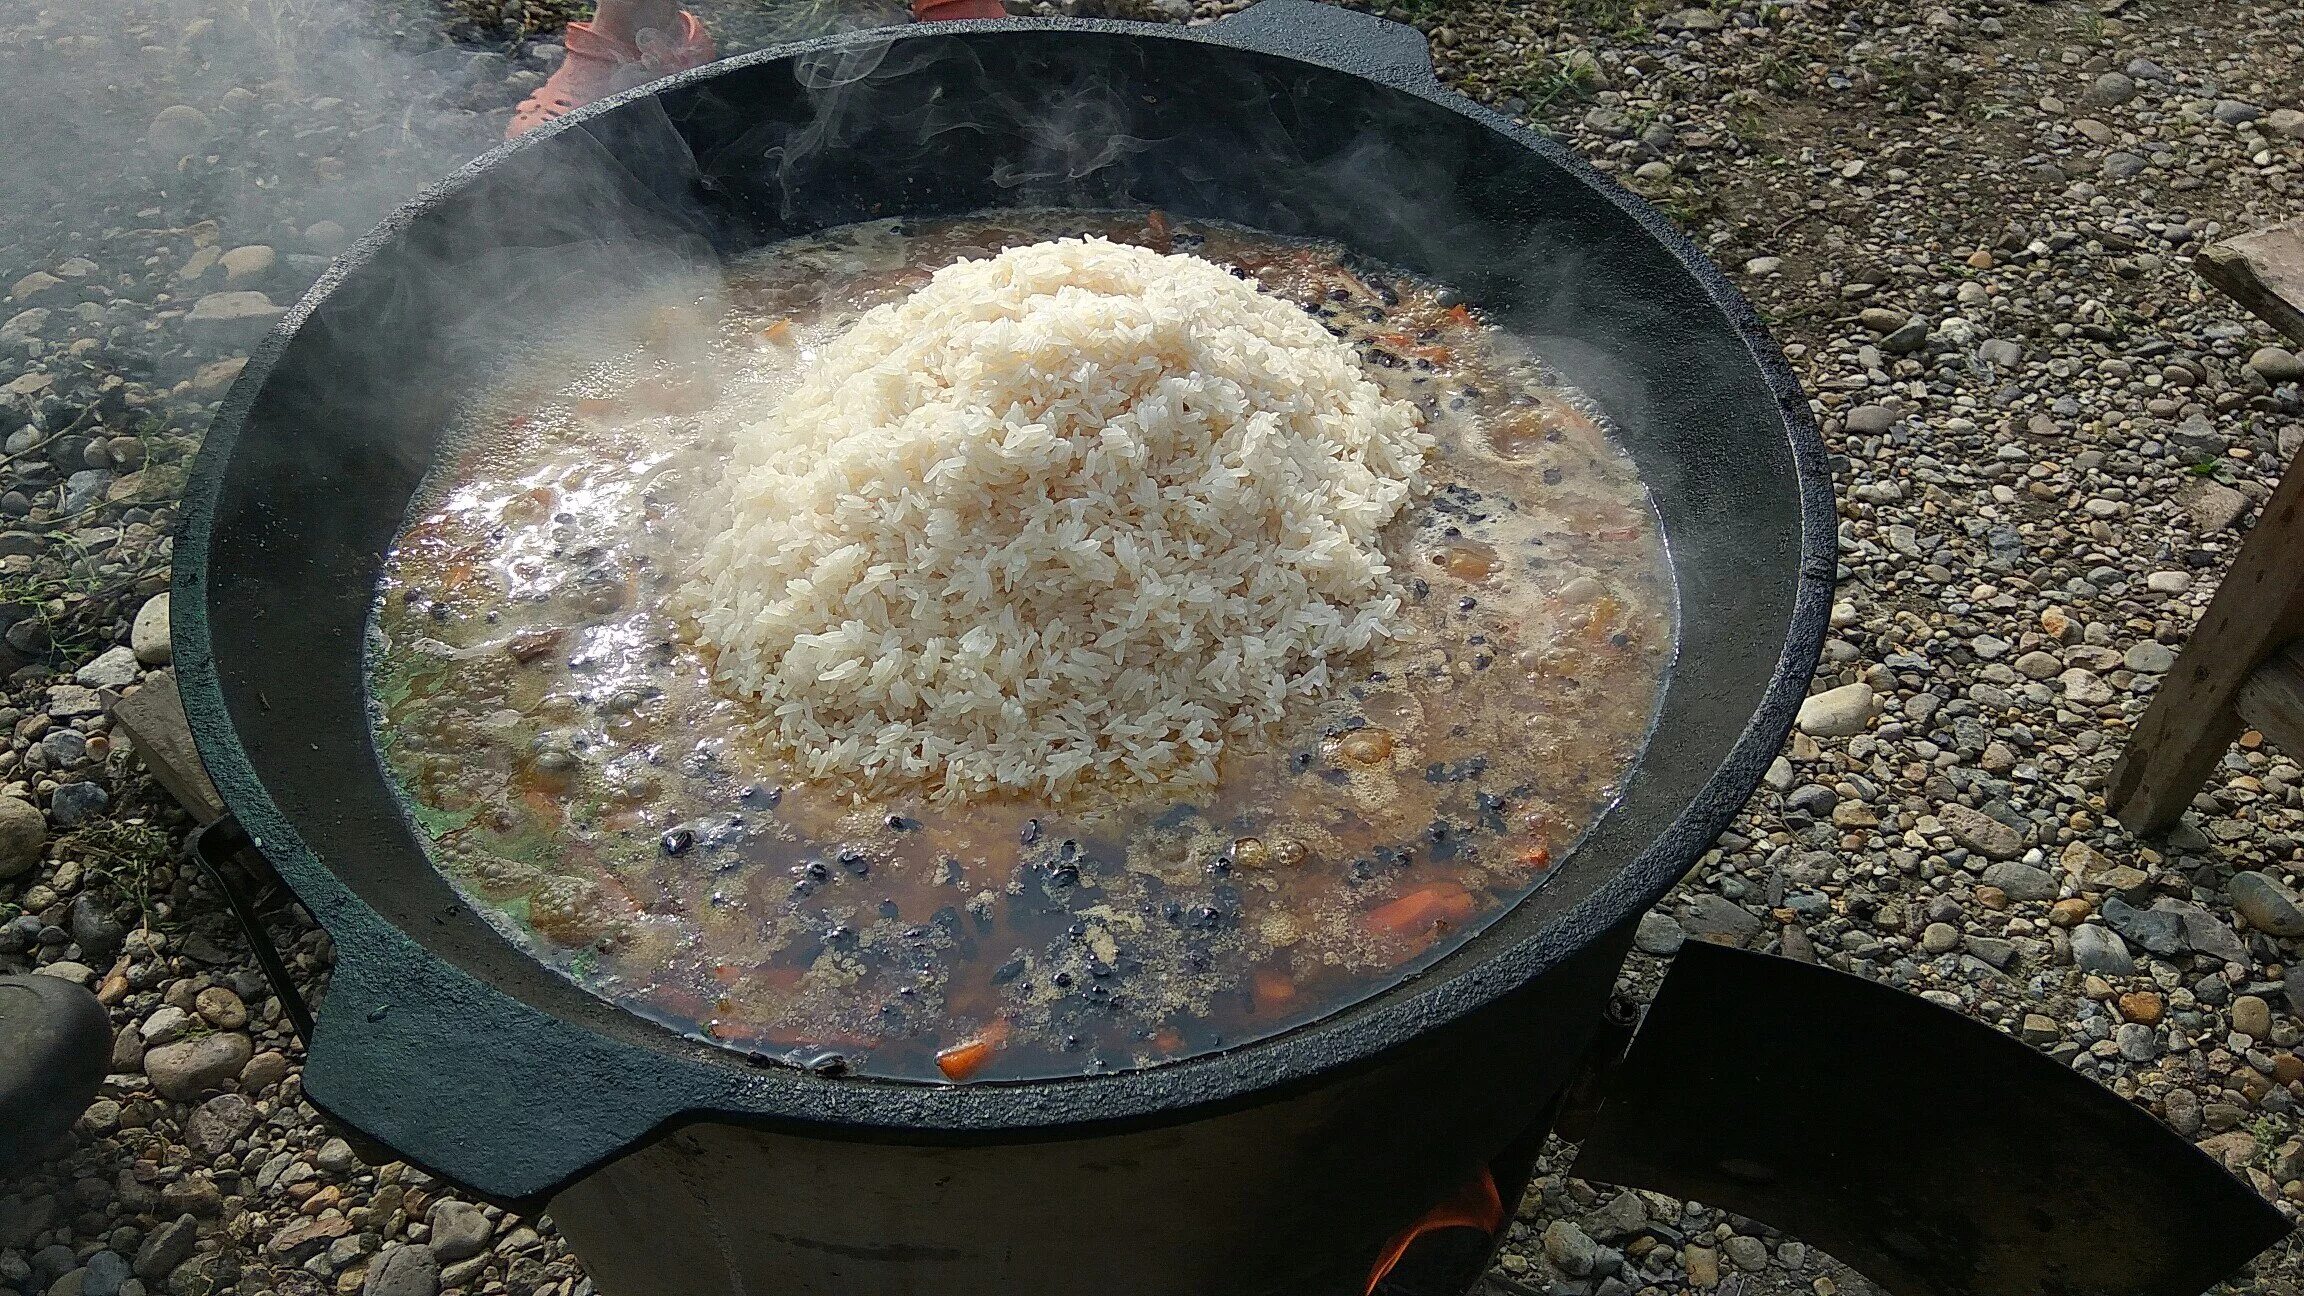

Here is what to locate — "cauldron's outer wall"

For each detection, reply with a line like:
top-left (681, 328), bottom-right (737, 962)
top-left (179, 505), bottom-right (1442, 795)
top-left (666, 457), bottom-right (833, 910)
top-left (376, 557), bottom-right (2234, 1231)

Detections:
top-left (546, 929), bottom-right (1631, 1296)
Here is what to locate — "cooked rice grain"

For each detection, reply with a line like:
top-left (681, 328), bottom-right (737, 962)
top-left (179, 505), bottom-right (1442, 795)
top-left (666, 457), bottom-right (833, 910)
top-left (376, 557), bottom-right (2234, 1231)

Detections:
top-left (685, 237), bottom-right (1430, 801)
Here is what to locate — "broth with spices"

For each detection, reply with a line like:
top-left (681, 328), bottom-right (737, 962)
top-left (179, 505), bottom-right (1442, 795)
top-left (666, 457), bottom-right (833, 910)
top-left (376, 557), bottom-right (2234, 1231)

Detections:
top-left (368, 212), bottom-right (1675, 1083)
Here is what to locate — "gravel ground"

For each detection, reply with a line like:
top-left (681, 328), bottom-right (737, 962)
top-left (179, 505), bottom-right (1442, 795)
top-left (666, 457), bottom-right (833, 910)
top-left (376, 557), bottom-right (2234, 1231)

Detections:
top-left (2, 0), bottom-right (2302, 1293)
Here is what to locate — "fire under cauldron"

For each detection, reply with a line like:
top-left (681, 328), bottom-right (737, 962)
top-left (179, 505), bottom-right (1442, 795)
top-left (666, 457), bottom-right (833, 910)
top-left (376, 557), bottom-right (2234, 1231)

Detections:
top-left (174, 4), bottom-right (2290, 1293)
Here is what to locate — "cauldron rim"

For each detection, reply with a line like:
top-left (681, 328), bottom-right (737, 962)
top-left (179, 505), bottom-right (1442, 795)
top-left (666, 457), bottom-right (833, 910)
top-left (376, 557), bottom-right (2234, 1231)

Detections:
top-left (172, 3), bottom-right (1834, 1200)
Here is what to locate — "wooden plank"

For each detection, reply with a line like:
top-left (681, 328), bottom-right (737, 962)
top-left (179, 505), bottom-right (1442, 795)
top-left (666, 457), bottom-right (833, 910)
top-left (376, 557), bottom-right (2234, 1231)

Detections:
top-left (2107, 440), bottom-right (2304, 834)
top-left (2239, 641), bottom-right (2304, 759)
top-left (2197, 219), bottom-right (2304, 345)
top-left (109, 671), bottom-right (226, 825)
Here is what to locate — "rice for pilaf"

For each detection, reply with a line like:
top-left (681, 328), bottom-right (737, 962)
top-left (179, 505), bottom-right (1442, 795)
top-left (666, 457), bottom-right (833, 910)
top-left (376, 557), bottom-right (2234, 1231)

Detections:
top-left (686, 237), bottom-right (1431, 801)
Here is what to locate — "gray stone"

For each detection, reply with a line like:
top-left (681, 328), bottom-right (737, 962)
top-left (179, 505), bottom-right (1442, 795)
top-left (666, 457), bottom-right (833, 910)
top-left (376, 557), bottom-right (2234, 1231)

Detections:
top-left (81, 1250), bottom-right (130, 1296)
top-left (2071, 923), bottom-right (2136, 976)
top-left (2101, 895), bottom-right (2183, 957)
top-left (1921, 922), bottom-right (1960, 955)
top-left (1581, 1192), bottom-right (1648, 1241)
top-left (143, 1032), bottom-right (253, 1101)
top-left (1, 308), bottom-right (51, 346)
top-left (2231, 872), bottom-right (2304, 938)
top-left (74, 645), bottom-right (141, 688)
top-left (140, 1005), bottom-right (193, 1047)
top-left (109, 1025), bottom-right (144, 1074)
top-left (1723, 1235), bottom-right (1769, 1273)
top-left (2013, 650), bottom-right (2062, 679)
top-left (68, 893), bottom-right (123, 960)
top-left (1962, 935), bottom-right (2017, 968)
top-left (1682, 894), bottom-right (1763, 947)
top-left (0, 795), bottom-right (45, 878)
top-left (2083, 71), bottom-right (2137, 106)
top-left (2182, 479), bottom-right (2249, 532)
top-left (1544, 1220), bottom-right (1598, 1276)
top-left (1786, 783), bottom-right (1838, 817)
top-left (184, 1093), bottom-right (258, 1156)
top-left (2166, 1087), bottom-right (2202, 1136)
top-left (2250, 346), bottom-right (2304, 384)
top-left (2157, 899), bottom-right (2246, 963)
top-left (2123, 641), bottom-right (2175, 673)
top-left (1583, 107), bottom-right (1633, 137)
top-left (1658, 6), bottom-right (1724, 30)
top-left (1796, 682), bottom-right (1875, 737)
top-left (50, 781), bottom-right (108, 827)
top-left (1981, 861), bottom-right (2056, 901)
top-left (147, 106), bottom-right (213, 154)
top-left (363, 1244), bottom-right (439, 1296)
top-left (2102, 152), bottom-right (2148, 179)
top-left (2233, 995), bottom-right (2273, 1040)
top-left (1634, 911), bottom-right (1685, 956)
top-left (2116, 1021), bottom-right (2157, 1062)
top-left (1879, 318), bottom-right (1930, 354)
top-left (132, 594), bottom-right (171, 666)
top-left (2058, 668), bottom-right (2113, 707)
top-left (47, 684), bottom-right (102, 717)
top-left (1843, 405), bottom-right (1899, 435)
top-left (40, 728), bottom-right (87, 768)
top-left (1977, 338), bottom-right (2022, 368)
top-left (183, 292), bottom-right (285, 344)
top-left (218, 246), bottom-right (277, 285)
top-left (316, 1137), bottom-right (361, 1175)
top-left (2212, 99), bottom-right (2263, 124)
top-left (133, 1218), bottom-right (198, 1281)
top-left (2269, 109), bottom-right (2304, 141)
top-left (304, 221), bottom-right (351, 253)
top-left (62, 469), bottom-right (111, 513)
top-left (33, 961), bottom-right (94, 987)
top-left (1938, 803), bottom-right (2022, 860)
top-left (426, 1200), bottom-right (492, 1263)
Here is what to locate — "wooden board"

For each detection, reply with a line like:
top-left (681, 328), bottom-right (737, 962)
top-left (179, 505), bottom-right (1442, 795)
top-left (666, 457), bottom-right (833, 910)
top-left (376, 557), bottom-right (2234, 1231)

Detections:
top-left (2197, 219), bottom-right (2304, 344)
top-left (2239, 642), bottom-right (2304, 761)
top-left (2107, 441), bottom-right (2304, 834)
top-left (109, 671), bottom-right (226, 825)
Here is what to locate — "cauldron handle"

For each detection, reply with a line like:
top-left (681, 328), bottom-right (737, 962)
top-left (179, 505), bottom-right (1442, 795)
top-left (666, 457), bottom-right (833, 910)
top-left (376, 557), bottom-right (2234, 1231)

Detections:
top-left (1566, 939), bottom-right (2289, 1296)
top-left (1199, 0), bottom-right (1445, 96)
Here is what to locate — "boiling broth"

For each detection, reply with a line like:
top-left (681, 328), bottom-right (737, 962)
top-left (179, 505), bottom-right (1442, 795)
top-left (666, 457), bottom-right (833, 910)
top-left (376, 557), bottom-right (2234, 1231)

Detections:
top-left (368, 212), bottom-right (1676, 1083)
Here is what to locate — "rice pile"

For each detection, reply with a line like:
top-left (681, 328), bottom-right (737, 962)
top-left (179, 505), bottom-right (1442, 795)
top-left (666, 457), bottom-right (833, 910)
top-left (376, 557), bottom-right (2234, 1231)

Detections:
top-left (686, 236), bottom-right (1430, 801)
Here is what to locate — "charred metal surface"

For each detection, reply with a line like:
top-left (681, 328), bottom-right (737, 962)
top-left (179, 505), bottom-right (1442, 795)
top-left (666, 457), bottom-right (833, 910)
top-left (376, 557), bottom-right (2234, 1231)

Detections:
top-left (1570, 941), bottom-right (2289, 1296)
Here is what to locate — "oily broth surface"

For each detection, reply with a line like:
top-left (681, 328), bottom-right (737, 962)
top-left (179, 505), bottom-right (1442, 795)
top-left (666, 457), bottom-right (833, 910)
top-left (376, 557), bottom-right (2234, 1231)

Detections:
top-left (368, 212), bottom-right (1675, 1083)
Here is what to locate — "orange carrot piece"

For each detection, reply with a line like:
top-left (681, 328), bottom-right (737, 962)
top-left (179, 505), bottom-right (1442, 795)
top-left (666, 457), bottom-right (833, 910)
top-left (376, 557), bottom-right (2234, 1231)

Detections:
top-left (1364, 883), bottom-right (1478, 940)
top-left (1254, 967), bottom-right (1298, 1010)
top-left (936, 1020), bottom-right (1010, 1082)
top-left (1518, 846), bottom-right (1554, 871)
top-left (761, 319), bottom-right (794, 343)
top-left (1445, 303), bottom-right (1477, 329)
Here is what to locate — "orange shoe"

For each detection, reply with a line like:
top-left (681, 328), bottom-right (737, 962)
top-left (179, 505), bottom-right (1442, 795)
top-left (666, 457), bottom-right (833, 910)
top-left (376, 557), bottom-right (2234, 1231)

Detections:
top-left (508, 11), bottom-right (717, 139)
top-left (915, 0), bottom-right (1007, 17)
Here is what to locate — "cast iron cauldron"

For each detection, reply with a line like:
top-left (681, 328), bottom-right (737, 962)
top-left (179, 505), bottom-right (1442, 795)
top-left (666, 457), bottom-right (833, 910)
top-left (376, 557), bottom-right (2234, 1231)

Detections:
top-left (174, 4), bottom-right (2287, 1293)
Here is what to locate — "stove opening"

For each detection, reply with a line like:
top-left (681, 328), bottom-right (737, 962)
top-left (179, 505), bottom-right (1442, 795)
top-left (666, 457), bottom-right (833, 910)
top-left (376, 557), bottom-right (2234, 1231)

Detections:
top-left (1364, 1167), bottom-right (1507, 1296)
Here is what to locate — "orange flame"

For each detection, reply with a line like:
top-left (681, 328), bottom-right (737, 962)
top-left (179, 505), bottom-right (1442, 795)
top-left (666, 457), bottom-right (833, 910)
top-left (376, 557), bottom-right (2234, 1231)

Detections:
top-left (1363, 1167), bottom-right (1505, 1296)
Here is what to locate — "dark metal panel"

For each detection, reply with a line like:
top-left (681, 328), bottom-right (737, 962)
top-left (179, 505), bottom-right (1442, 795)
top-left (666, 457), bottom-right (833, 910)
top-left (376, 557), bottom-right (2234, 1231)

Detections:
top-left (1570, 941), bottom-right (2289, 1296)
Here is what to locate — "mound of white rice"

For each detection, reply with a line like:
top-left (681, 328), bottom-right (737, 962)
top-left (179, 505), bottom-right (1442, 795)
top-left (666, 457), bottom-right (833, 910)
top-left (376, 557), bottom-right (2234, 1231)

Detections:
top-left (686, 236), bottom-right (1430, 801)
